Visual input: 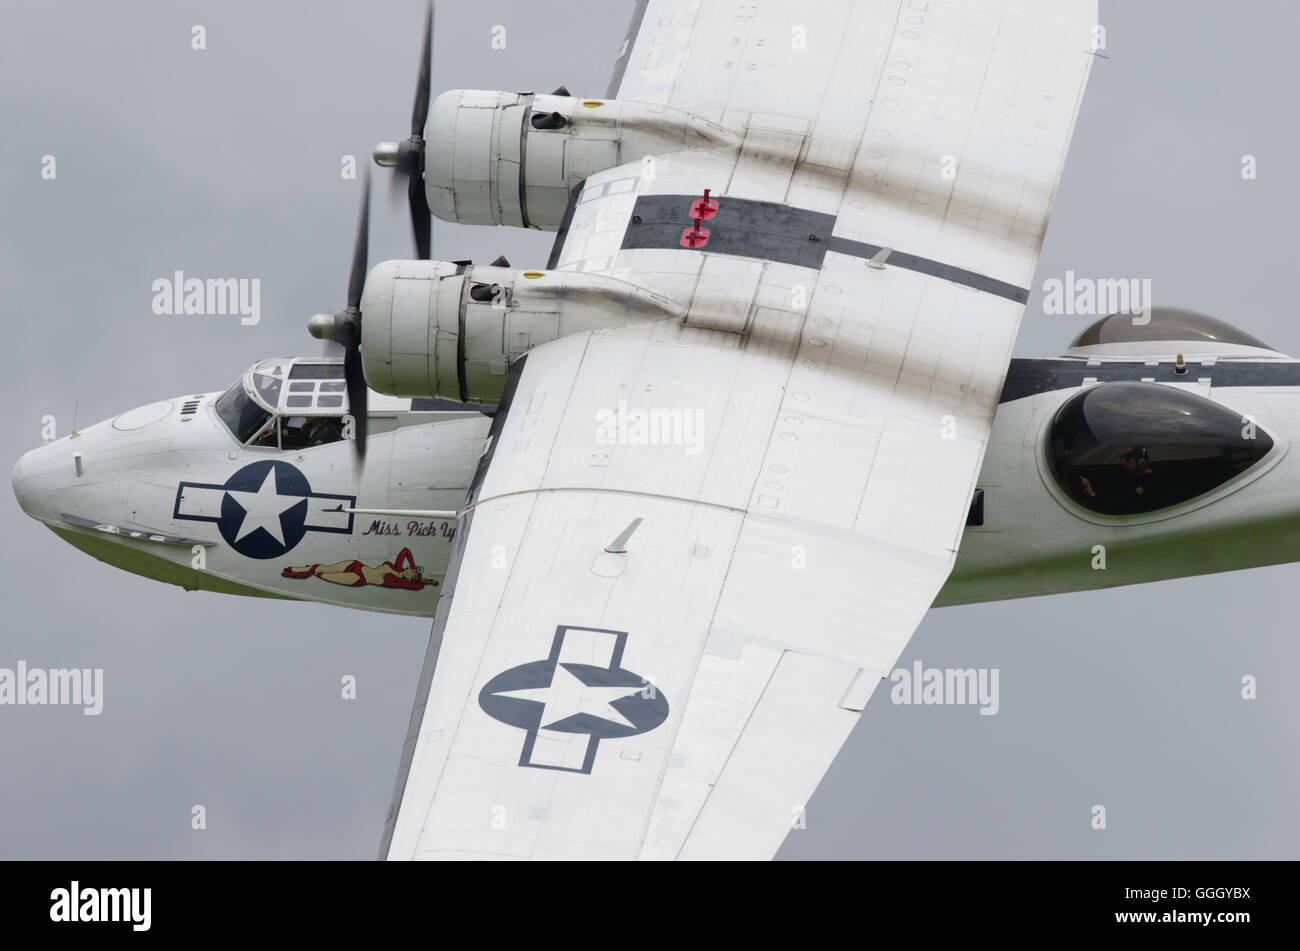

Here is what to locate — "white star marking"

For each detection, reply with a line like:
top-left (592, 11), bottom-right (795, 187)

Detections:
top-left (223, 467), bottom-right (304, 546)
top-left (496, 664), bottom-right (641, 730)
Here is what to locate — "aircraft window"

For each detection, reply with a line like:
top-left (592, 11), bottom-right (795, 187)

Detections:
top-left (215, 382), bottom-right (272, 443)
top-left (252, 373), bottom-right (282, 406)
top-left (288, 381), bottom-right (315, 393)
top-left (320, 381), bottom-right (346, 392)
top-left (285, 395), bottom-right (313, 408)
top-left (289, 363), bottom-right (345, 380)
top-left (1046, 382), bottom-right (1273, 516)
top-left (280, 416), bottom-right (345, 450)
top-left (249, 417), bottom-right (280, 449)
top-left (316, 395), bottom-right (344, 408)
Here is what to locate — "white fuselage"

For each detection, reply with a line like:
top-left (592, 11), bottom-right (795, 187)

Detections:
top-left (941, 359), bottom-right (1300, 604)
top-left (11, 363), bottom-right (492, 616)
top-left (15, 353), bottom-right (1300, 615)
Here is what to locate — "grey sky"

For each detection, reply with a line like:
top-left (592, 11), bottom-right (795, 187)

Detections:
top-left (1, 0), bottom-right (1296, 859)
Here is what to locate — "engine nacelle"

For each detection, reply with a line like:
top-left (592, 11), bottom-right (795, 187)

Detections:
top-left (424, 90), bottom-right (740, 229)
top-left (360, 260), bottom-right (683, 404)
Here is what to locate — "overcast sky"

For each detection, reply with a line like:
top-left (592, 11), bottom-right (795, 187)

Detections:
top-left (2, 0), bottom-right (1297, 859)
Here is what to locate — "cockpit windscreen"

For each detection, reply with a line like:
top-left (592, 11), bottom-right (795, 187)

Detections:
top-left (215, 381), bottom-right (271, 443)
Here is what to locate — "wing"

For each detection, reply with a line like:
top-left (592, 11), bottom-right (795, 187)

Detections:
top-left (381, 0), bottom-right (1097, 859)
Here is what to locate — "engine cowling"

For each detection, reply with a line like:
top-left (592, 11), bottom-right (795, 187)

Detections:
top-left (423, 90), bottom-right (739, 229)
top-left (360, 260), bottom-right (683, 403)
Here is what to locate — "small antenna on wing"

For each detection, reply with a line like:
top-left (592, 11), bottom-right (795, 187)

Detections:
top-left (605, 517), bottom-right (643, 554)
top-left (867, 246), bottom-right (892, 269)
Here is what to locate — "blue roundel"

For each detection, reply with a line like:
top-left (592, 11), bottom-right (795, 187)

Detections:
top-left (217, 460), bottom-right (313, 559)
top-left (478, 626), bottom-right (669, 774)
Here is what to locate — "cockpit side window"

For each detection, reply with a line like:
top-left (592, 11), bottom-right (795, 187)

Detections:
top-left (279, 416), bottom-right (345, 450)
top-left (215, 382), bottom-right (272, 444)
top-left (250, 417), bottom-right (280, 449)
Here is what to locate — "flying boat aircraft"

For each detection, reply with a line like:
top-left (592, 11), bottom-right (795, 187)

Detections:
top-left (21, 0), bottom-right (1282, 860)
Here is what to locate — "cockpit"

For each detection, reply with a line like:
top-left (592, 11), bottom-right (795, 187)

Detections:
top-left (1045, 381), bottom-right (1274, 516)
top-left (214, 358), bottom-right (351, 451)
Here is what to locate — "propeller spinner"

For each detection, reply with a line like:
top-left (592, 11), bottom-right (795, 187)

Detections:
top-left (373, 0), bottom-right (434, 260)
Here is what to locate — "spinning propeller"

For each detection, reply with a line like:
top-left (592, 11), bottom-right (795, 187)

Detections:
top-left (372, 1), bottom-right (434, 260)
top-left (306, 167), bottom-right (372, 461)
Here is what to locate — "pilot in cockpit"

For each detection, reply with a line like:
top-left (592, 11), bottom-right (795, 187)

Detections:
top-left (1119, 446), bottom-right (1158, 499)
top-left (303, 417), bottom-right (341, 446)
top-left (1078, 446), bottom-right (1158, 507)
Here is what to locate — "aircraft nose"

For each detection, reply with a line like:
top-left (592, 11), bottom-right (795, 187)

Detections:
top-left (14, 403), bottom-right (180, 530)
top-left (12, 443), bottom-right (60, 520)
top-left (12, 438), bottom-right (87, 523)
top-left (13, 446), bottom-right (40, 517)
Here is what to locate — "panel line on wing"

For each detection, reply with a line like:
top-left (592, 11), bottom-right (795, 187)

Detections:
top-left (663, 646), bottom-right (786, 859)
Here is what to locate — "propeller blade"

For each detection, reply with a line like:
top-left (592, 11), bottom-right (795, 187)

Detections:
top-left (387, 163), bottom-right (403, 213)
top-left (411, 1), bottom-right (434, 138)
top-left (374, 2), bottom-right (434, 261)
top-left (320, 335), bottom-right (343, 360)
top-left (344, 343), bottom-right (368, 461)
top-left (408, 170), bottom-right (431, 260)
top-left (347, 167), bottom-right (371, 310)
top-left (306, 157), bottom-right (373, 461)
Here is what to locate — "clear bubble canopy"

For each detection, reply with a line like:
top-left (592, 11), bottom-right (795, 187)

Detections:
top-left (1046, 381), bottom-right (1273, 515)
top-left (1067, 307), bottom-right (1275, 351)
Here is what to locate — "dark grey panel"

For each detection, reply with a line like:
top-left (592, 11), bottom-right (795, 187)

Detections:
top-left (999, 358), bottom-right (1300, 404)
top-left (826, 237), bottom-right (1030, 303)
top-left (623, 194), bottom-right (833, 269)
top-left (620, 194), bottom-right (1029, 302)
top-left (409, 397), bottom-right (495, 415)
